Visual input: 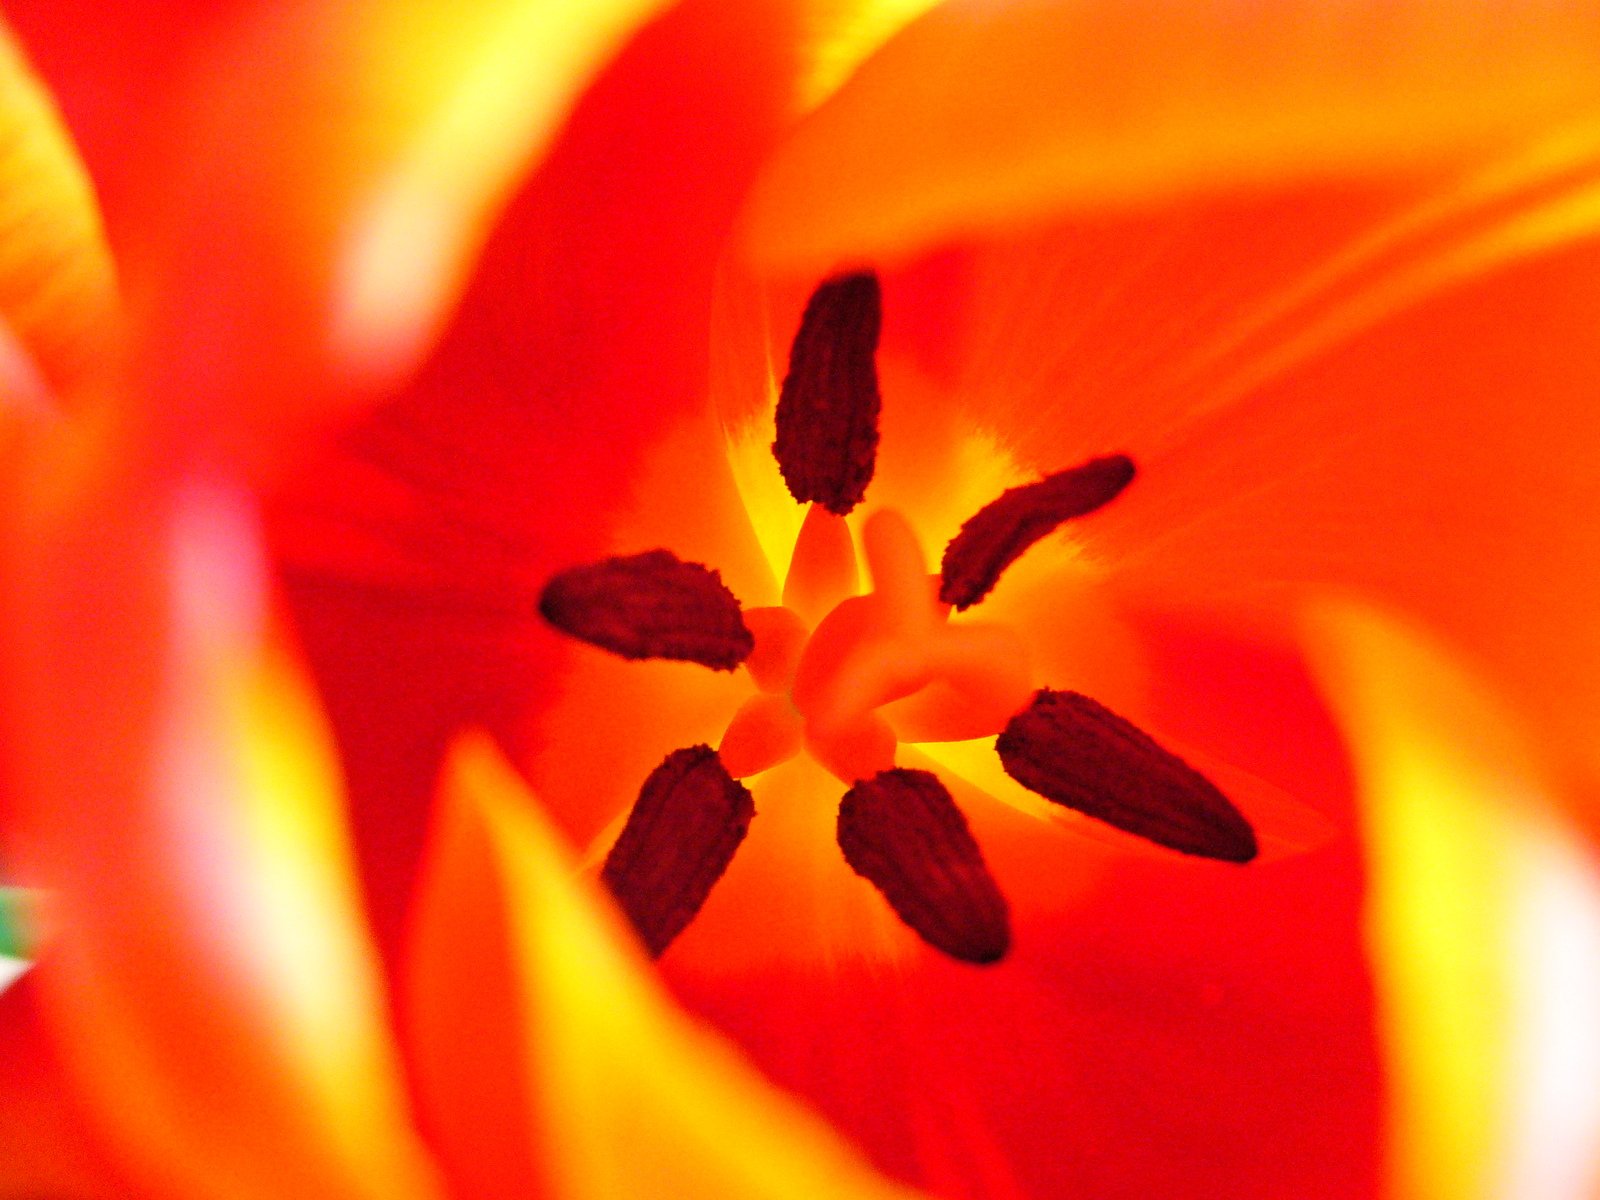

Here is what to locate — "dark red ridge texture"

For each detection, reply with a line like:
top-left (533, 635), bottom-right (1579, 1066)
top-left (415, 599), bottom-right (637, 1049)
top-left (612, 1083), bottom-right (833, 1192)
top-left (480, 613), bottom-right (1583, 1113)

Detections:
top-left (539, 549), bottom-right (753, 670)
top-left (997, 689), bottom-right (1258, 863)
top-left (837, 768), bottom-right (1011, 964)
top-left (939, 454), bottom-right (1136, 610)
top-left (772, 271), bottom-right (882, 515)
top-left (601, 746), bottom-right (755, 957)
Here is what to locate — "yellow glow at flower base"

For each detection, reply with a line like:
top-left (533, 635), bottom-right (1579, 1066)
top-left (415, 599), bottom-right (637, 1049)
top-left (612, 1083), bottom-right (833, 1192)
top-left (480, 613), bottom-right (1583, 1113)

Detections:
top-left (412, 735), bottom-right (927, 1199)
top-left (1307, 601), bottom-right (1600, 1200)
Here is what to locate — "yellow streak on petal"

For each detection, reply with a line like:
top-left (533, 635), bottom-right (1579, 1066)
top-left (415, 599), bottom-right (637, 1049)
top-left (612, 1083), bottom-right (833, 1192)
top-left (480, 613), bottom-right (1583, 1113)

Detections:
top-left (919, 735), bottom-right (1090, 828)
top-left (744, 2), bottom-right (1600, 272)
top-left (328, 0), bottom-right (674, 382)
top-left (1171, 121), bottom-right (1600, 430)
top-left (444, 734), bottom-right (928, 1199)
top-left (0, 19), bottom-right (117, 402)
top-left (28, 481), bottom-right (440, 1200)
top-left (147, 0), bottom-right (672, 469)
top-left (798, 0), bottom-right (942, 111)
top-left (727, 413), bottom-right (806, 584)
top-left (229, 643), bottom-right (439, 1194)
top-left (1304, 600), bottom-right (1580, 1200)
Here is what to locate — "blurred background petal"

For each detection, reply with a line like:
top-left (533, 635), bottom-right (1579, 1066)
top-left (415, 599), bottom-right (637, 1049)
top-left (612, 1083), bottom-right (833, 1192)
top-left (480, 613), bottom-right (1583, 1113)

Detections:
top-left (5, 460), bottom-right (442, 1200)
top-left (1308, 601), bottom-right (1600, 1200)
top-left (0, 14), bottom-right (116, 407)
top-left (408, 733), bottom-right (928, 1200)
top-left (742, 0), bottom-right (1600, 272)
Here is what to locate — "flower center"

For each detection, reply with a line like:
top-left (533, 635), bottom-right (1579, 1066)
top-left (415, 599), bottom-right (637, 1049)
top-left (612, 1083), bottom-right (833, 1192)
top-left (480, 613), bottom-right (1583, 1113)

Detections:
top-left (719, 504), bottom-right (1034, 786)
top-left (537, 269), bottom-right (1257, 966)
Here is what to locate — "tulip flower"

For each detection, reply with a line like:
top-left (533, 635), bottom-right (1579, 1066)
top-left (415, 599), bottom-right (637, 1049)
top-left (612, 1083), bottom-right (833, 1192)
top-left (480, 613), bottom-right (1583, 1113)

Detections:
top-left (4, 1), bottom-right (1600, 1199)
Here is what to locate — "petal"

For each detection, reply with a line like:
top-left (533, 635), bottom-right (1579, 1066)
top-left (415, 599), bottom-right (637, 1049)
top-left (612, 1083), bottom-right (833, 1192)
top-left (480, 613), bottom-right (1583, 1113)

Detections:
top-left (266, 0), bottom-right (816, 958)
top-left (6, 464), bottom-right (440, 1200)
top-left (1071, 180), bottom-right (1600, 803)
top-left (405, 732), bottom-right (928, 1200)
top-left (667, 781), bottom-right (1384, 1199)
top-left (1, 1), bottom-right (253, 245)
top-left (132, 0), bottom-right (674, 472)
top-left (813, 137), bottom-right (1600, 821)
top-left (0, 16), bottom-right (117, 404)
top-left (742, 1), bottom-right (1600, 271)
top-left (1305, 601), bottom-right (1600, 1200)
top-left (0, 978), bottom-right (137, 1197)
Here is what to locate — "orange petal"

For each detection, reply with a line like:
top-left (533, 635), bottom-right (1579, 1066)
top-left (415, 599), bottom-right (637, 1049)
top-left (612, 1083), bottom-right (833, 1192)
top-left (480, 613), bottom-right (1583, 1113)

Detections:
top-left (794, 0), bottom-right (942, 111)
top-left (0, 978), bottom-right (137, 1197)
top-left (742, 1), bottom-right (1600, 271)
top-left (1305, 601), bottom-right (1600, 1200)
top-left (668, 756), bottom-right (1385, 1199)
top-left (406, 733), bottom-right (928, 1200)
top-left (1072, 187), bottom-right (1600, 804)
top-left (7, 466), bottom-right (440, 1200)
top-left (133, 0), bottom-right (674, 473)
top-left (0, 17), bottom-right (116, 405)
top-left (799, 139), bottom-right (1600, 822)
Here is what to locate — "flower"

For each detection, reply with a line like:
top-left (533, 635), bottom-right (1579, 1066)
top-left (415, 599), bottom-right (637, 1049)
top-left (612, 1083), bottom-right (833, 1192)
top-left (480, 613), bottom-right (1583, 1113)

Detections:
top-left (537, 270), bottom-right (1259, 966)
top-left (5, 2), bottom-right (1600, 1199)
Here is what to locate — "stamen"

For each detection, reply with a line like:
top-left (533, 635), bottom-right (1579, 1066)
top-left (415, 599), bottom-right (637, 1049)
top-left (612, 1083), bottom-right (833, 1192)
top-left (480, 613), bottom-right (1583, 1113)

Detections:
top-left (539, 549), bottom-right (754, 670)
top-left (882, 622), bottom-right (1034, 742)
top-left (772, 272), bottom-right (882, 515)
top-left (742, 606), bottom-right (809, 693)
top-left (939, 455), bottom-right (1136, 610)
top-left (996, 690), bottom-right (1258, 863)
top-left (862, 508), bottom-right (936, 635)
top-left (782, 504), bottom-right (858, 625)
top-left (719, 693), bottom-right (804, 779)
top-left (807, 710), bottom-right (897, 785)
top-left (837, 768), bottom-right (1011, 964)
top-left (601, 745), bottom-right (755, 957)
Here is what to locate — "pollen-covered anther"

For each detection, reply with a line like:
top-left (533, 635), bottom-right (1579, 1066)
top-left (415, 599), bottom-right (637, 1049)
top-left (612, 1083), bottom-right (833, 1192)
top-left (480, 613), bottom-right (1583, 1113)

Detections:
top-left (772, 271), bottom-right (882, 515)
top-left (997, 689), bottom-right (1258, 863)
top-left (940, 454), bottom-right (1136, 610)
top-left (601, 745), bottom-right (755, 957)
top-left (837, 768), bottom-right (1011, 965)
top-left (539, 549), bottom-right (754, 670)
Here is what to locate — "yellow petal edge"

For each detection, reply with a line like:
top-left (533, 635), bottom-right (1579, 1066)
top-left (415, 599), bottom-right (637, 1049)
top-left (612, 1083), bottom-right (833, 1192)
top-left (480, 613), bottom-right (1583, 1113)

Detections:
top-left (435, 733), bottom-right (929, 1200)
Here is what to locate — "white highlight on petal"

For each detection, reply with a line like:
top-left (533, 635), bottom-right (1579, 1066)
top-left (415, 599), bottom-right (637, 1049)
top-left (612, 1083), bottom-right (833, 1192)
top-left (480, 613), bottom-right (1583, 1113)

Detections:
top-left (0, 309), bottom-right (55, 418)
top-left (327, 0), bottom-right (670, 387)
top-left (1500, 821), bottom-right (1600, 1200)
top-left (330, 184), bottom-right (458, 389)
top-left (0, 955), bottom-right (30, 995)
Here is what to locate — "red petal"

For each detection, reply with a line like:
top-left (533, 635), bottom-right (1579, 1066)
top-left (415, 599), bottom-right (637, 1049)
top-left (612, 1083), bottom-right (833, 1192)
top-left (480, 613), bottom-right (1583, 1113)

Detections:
top-left (268, 0), bottom-right (824, 963)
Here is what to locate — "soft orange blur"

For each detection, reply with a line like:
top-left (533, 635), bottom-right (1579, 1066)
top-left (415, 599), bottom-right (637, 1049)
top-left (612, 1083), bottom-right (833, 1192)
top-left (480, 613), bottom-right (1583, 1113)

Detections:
top-left (2, 2), bottom-right (1600, 1200)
